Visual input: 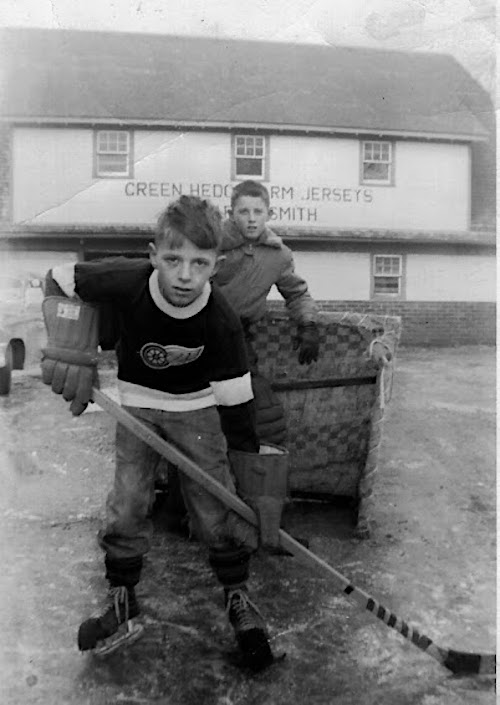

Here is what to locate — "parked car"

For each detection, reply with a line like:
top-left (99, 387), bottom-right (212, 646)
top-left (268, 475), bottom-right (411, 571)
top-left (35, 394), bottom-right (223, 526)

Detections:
top-left (0, 275), bottom-right (45, 395)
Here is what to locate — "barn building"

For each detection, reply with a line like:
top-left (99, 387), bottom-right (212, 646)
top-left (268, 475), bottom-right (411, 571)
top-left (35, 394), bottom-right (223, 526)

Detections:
top-left (0, 28), bottom-right (495, 345)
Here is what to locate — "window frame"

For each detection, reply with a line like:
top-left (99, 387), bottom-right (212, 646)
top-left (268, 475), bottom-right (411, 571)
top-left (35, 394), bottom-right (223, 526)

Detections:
top-left (360, 139), bottom-right (395, 186)
top-left (231, 134), bottom-right (270, 181)
top-left (93, 129), bottom-right (134, 179)
top-left (370, 253), bottom-right (406, 300)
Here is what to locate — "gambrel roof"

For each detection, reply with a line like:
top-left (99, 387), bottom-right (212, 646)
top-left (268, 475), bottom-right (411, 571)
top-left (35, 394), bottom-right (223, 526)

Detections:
top-left (0, 27), bottom-right (489, 141)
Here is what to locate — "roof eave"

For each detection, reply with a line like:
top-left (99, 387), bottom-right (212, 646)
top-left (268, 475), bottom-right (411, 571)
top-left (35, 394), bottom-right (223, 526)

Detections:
top-left (0, 116), bottom-right (488, 142)
top-left (1, 224), bottom-right (495, 246)
top-left (276, 226), bottom-right (496, 246)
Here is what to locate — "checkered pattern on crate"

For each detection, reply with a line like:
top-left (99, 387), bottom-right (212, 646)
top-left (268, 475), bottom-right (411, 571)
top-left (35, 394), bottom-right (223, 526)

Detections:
top-left (291, 416), bottom-right (371, 463)
top-left (251, 316), bottom-right (294, 374)
top-left (321, 325), bottom-right (367, 364)
top-left (251, 308), bottom-right (401, 508)
top-left (253, 311), bottom-right (378, 380)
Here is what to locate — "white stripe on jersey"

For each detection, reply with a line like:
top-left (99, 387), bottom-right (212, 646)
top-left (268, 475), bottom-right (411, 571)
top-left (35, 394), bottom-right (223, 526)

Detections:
top-left (210, 372), bottom-right (253, 407)
top-left (118, 380), bottom-right (216, 412)
top-left (52, 263), bottom-right (77, 297)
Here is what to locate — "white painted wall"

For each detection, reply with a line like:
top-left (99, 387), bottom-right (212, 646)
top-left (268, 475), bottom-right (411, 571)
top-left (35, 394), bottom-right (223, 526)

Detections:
top-left (267, 251), bottom-right (370, 301)
top-left (406, 254), bottom-right (496, 302)
top-left (268, 137), bottom-right (470, 231)
top-left (12, 127), bottom-right (470, 231)
top-left (12, 129), bottom-right (93, 224)
top-left (267, 251), bottom-right (495, 302)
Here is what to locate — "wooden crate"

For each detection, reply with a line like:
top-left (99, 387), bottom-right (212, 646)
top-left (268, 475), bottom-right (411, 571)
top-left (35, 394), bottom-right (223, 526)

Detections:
top-left (253, 310), bottom-right (402, 537)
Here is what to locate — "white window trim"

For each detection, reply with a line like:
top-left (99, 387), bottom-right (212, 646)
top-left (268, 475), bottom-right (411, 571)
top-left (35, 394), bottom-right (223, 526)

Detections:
top-left (360, 140), bottom-right (394, 186)
top-left (93, 129), bottom-right (134, 178)
top-left (231, 134), bottom-right (269, 181)
top-left (371, 254), bottom-right (405, 299)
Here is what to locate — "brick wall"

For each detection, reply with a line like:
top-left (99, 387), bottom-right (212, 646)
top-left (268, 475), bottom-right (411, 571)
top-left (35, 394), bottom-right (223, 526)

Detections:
top-left (269, 300), bottom-right (495, 346)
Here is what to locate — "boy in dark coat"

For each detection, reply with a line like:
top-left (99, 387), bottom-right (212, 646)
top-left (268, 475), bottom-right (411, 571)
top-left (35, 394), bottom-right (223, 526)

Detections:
top-left (214, 179), bottom-right (320, 444)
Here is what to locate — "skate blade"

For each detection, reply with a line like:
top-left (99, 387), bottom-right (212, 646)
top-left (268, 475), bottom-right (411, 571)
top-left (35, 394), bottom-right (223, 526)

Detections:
top-left (93, 620), bottom-right (144, 658)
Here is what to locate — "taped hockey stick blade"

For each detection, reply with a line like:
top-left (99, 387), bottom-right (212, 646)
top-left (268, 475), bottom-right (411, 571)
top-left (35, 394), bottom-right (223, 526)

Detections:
top-left (443, 649), bottom-right (496, 676)
top-left (93, 621), bottom-right (144, 658)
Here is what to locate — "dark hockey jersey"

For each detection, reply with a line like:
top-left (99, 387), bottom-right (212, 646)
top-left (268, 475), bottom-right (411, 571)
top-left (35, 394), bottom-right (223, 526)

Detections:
top-left (51, 257), bottom-right (258, 451)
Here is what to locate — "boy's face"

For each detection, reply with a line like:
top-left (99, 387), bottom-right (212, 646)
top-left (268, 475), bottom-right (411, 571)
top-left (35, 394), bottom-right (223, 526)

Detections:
top-left (231, 195), bottom-right (270, 241)
top-left (149, 233), bottom-right (221, 307)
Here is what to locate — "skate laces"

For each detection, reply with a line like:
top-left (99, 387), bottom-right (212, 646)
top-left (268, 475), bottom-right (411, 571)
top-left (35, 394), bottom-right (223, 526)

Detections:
top-left (226, 589), bottom-right (265, 633)
top-left (109, 586), bottom-right (129, 623)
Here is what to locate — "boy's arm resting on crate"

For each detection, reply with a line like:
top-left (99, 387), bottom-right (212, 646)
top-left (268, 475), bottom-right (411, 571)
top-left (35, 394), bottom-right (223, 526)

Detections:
top-left (275, 246), bottom-right (319, 326)
top-left (275, 246), bottom-right (320, 365)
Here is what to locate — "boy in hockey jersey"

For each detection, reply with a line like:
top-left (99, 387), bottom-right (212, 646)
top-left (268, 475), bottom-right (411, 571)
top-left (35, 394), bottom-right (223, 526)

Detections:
top-left (41, 196), bottom-right (277, 671)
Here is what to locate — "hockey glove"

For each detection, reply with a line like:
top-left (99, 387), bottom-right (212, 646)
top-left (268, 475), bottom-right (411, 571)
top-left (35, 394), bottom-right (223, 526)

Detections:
top-left (41, 297), bottom-right (99, 416)
top-left (293, 322), bottom-right (319, 365)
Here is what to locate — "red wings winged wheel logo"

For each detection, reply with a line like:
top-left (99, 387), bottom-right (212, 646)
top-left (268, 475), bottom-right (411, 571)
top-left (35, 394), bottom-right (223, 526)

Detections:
top-left (140, 343), bottom-right (204, 370)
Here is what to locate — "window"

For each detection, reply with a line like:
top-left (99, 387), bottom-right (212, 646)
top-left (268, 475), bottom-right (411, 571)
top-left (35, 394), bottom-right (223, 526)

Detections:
top-left (361, 140), bottom-right (394, 185)
top-left (232, 135), bottom-right (268, 180)
top-left (372, 255), bottom-right (404, 297)
top-left (94, 130), bottom-right (133, 177)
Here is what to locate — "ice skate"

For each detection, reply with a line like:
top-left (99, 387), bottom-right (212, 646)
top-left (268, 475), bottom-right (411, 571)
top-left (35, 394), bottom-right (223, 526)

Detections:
top-left (225, 588), bottom-right (276, 672)
top-left (78, 585), bottom-right (143, 657)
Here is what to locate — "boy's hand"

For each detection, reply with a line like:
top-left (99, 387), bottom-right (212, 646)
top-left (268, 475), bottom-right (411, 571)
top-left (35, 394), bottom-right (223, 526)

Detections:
top-left (293, 322), bottom-right (320, 365)
top-left (369, 340), bottom-right (393, 367)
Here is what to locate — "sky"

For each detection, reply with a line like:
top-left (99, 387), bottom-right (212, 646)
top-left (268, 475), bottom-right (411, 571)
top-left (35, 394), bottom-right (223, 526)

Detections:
top-left (0, 0), bottom-right (495, 93)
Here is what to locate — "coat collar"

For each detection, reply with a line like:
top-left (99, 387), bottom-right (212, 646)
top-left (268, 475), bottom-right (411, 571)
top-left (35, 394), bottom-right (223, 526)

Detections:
top-left (220, 219), bottom-right (283, 252)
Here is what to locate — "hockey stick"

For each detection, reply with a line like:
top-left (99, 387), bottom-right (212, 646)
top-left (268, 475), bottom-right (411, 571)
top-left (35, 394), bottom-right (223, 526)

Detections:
top-left (92, 388), bottom-right (496, 676)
